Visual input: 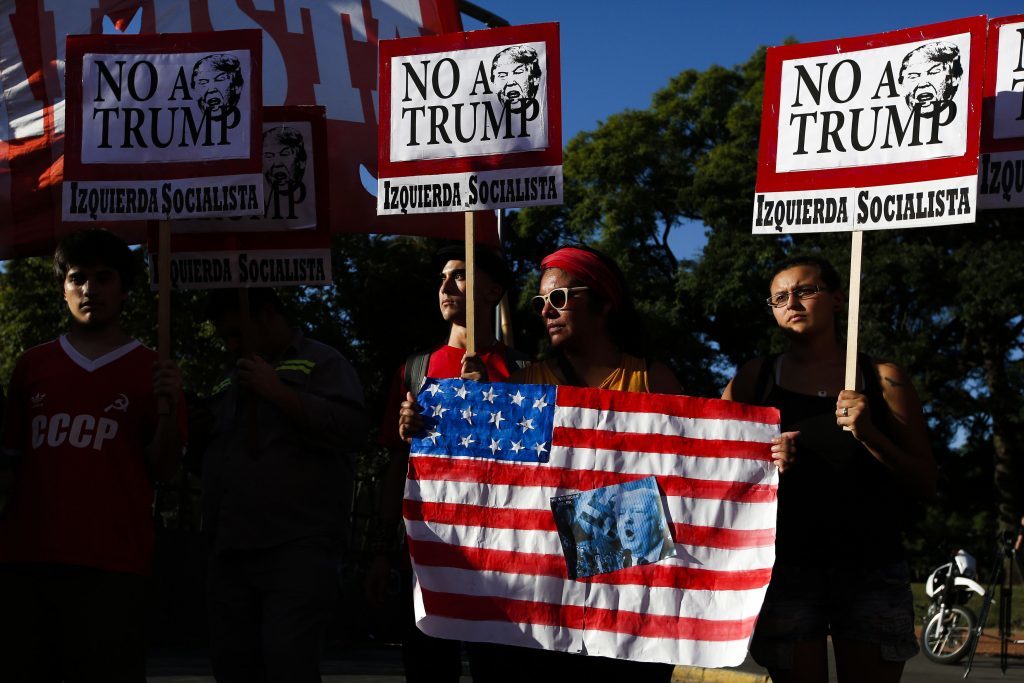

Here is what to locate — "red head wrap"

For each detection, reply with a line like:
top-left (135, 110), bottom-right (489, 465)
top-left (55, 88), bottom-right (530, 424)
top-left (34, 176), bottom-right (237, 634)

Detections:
top-left (540, 247), bottom-right (624, 310)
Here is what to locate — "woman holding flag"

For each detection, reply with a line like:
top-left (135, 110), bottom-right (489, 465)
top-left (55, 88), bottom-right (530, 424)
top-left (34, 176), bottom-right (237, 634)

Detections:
top-left (723, 255), bottom-right (934, 683)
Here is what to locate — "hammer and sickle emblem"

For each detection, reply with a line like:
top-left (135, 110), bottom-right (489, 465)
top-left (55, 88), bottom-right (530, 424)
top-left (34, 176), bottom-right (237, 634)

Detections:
top-left (105, 394), bottom-right (130, 413)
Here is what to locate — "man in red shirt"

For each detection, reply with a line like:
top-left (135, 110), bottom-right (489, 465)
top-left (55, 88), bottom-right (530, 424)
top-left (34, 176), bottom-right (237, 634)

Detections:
top-left (368, 245), bottom-right (529, 682)
top-left (0, 229), bottom-right (185, 682)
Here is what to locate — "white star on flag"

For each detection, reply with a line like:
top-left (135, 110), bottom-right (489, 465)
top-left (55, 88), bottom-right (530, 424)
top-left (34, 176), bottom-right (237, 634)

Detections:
top-left (461, 407), bottom-right (475, 425)
top-left (489, 438), bottom-right (502, 455)
top-left (510, 440), bottom-right (524, 454)
top-left (481, 387), bottom-right (498, 403)
top-left (509, 390), bottom-right (526, 406)
top-left (430, 404), bottom-right (448, 418)
top-left (518, 417), bottom-right (535, 433)
top-left (489, 411), bottom-right (506, 429)
top-left (426, 383), bottom-right (443, 397)
top-left (532, 396), bottom-right (548, 410)
top-left (532, 441), bottom-right (548, 456)
top-left (459, 435), bottom-right (476, 448)
top-left (454, 385), bottom-right (468, 399)
top-left (426, 430), bottom-right (441, 445)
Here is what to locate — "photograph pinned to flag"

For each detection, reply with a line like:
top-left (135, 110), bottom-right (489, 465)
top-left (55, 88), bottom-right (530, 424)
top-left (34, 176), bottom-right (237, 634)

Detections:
top-left (551, 476), bottom-right (676, 580)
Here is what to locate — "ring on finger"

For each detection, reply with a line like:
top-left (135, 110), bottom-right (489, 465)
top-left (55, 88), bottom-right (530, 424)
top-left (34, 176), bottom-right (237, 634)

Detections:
top-left (842, 407), bottom-right (849, 418)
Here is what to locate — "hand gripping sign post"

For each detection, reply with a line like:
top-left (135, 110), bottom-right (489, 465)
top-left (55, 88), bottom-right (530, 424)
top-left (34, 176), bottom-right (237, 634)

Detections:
top-left (753, 17), bottom-right (986, 390)
top-left (378, 23), bottom-right (562, 352)
top-left (62, 30), bottom-right (264, 402)
top-left (979, 15), bottom-right (1024, 209)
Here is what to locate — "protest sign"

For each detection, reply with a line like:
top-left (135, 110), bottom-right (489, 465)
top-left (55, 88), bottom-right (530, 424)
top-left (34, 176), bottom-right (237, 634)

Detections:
top-left (377, 22), bottom-right (562, 215)
top-left (979, 14), bottom-right (1024, 209)
top-left (148, 107), bottom-right (332, 290)
top-left (753, 17), bottom-right (986, 235)
top-left (62, 30), bottom-right (263, 221)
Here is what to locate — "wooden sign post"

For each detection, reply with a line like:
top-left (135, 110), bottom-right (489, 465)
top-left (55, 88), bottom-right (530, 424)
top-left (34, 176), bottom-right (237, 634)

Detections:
top-left (465, 212), bottom-right (476, 356)
top-left (844, 231), bottom-right (864, 391)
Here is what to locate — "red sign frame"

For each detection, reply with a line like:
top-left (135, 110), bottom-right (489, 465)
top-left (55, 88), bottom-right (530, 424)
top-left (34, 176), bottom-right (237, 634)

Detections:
top-left (64, 30), bottom-right (263, 182)
top-left (378, 22), bottom-right (562, 180)
top-left (756, 16), bottom-right (987, 194)
top-left (982, 14), bottom-right (1024, 154)
top-left (148, 105), bottom-right (329, 256)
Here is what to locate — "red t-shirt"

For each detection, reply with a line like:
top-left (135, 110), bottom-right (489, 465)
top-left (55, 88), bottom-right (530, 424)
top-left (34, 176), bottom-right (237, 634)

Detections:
top-left (0, 337), bottom-right (186, 575)
top-left (378, 343), bottom-right (514, 450)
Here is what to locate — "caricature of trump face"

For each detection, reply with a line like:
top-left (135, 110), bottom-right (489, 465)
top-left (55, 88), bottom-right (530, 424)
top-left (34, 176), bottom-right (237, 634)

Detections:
top-left (490, 45), bottom-right (542, 110)
top-left (191, 54), bottom-right (244, 120)
top-left (262, 127), bottom-right (306, 191)
top-left (898, 42), bottom-right (962, 113)
top-left (616, 489), bottom-right (662, 560)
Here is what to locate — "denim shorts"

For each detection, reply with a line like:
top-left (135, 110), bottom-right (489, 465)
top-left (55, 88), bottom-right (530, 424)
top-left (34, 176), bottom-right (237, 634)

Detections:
top-left (749, 561), bottom-right (919, 671)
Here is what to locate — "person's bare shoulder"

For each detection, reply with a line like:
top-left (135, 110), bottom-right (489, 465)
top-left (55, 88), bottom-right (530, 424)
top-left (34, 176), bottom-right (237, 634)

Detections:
top-left (722, 357), bottom-right (768, 402)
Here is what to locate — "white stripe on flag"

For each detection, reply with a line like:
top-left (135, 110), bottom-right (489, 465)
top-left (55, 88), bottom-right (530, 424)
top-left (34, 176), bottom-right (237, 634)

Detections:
top-left (554, 405), bottom-right (779, 443)
top-left (412, 562), bottom-right (769, 621)
top-left (546, 445), bottom-right (776, 483)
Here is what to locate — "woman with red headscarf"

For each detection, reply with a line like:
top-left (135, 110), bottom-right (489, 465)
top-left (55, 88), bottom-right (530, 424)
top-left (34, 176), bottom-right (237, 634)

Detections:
top-left (509, 245), bottom-right (680, 393)
top-left (460, 245), bottom-right (680, 682)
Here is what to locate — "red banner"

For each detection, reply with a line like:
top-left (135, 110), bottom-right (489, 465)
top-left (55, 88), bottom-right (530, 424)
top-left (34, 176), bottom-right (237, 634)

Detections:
top-left (0, 0), bottom-right (494, 259)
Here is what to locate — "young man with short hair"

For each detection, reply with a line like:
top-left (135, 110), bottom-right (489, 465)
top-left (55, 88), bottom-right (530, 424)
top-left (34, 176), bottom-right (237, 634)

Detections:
top-left (0, 228), bottom-right (185, 682)
top-left (368, 244), bottom-right (529, 682)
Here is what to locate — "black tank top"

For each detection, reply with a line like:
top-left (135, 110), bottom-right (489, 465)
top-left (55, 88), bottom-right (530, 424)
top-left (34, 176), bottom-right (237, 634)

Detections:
top-left (752, 354), bottom-right (906, 566)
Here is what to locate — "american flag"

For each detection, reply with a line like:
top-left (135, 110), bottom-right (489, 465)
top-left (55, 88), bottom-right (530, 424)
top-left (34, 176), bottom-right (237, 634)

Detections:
top-left (404, 378), bottom-right (780, 668)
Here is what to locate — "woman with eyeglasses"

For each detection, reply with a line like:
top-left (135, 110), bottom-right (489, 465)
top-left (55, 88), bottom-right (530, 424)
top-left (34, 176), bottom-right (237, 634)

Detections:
top-left (722, 255), bottom-right (934, 683)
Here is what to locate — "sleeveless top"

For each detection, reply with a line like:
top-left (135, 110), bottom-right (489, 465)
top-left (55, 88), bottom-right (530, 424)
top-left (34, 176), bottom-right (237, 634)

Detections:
top-left (519, 353), bottom-right (649, 391)
top-left (752, 354), bottom-right (906, 567)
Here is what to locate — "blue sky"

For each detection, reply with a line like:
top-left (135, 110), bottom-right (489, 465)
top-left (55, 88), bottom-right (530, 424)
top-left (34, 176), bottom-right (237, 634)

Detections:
top-left (463, 1), bottom-right (1024, 257)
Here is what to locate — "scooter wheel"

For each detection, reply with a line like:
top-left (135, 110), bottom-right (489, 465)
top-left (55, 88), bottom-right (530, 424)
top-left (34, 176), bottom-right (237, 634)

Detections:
top-left (921, 606), bottom-right (977, 664)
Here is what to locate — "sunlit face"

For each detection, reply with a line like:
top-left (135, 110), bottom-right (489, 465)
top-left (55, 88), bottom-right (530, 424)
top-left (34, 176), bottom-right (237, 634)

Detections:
top-left (438, 259), bottom-right (500, 324)
top-left (768, 265), bottom-right (842, 337)
top-left (537, 268), bottom-right (604, 351)
top-left (263, 143), bottom-right (300, 189)
top-left (195, 64), bottom-right (241, 119)
top-left (617, 492), bottom-right (659, 557)
top-left (63, 264), bottom-right (127, 328)
top-left (492, 56), bottom-right (538, 107)
top-left (900, 54), bottom-right (958, 112)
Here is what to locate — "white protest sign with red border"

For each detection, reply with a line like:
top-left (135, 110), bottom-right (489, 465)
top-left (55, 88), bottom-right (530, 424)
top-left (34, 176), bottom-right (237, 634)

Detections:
top-left (979, 14), bottom-right (1024, 209)
top-left (147, 106), bottom-right (331, 290)
top-left (753, 17), bottom-right (986, 234)
top-left (62, 30), bottom-right (263, 222)
top-left (378, 23), bottom-right (562, 215)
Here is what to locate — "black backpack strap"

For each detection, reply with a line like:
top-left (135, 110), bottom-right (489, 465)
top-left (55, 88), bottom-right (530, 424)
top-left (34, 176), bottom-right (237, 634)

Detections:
top-left (403, 350), bottom-right (432, 395)
top-left (749, 354), bottom-right (779, 406)
top-left (504, 346), bottom-right (531, 372)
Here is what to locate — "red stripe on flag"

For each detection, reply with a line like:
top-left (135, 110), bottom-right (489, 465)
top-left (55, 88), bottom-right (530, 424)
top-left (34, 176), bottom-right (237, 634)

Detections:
top-left (404, 500), bottom-right (776, 549)
top-left (419, 587), bottom-right (759, 641)
top-left (556, 386), bottom-right (781, 425)
top-left (408, 456), bottom-right (778, 504)
top-left (408, 538), bottom-right (772, 590)
top-left (673, 523), bottom-right (776, 549)
top-left (553, 427), bottom-right (773, 460)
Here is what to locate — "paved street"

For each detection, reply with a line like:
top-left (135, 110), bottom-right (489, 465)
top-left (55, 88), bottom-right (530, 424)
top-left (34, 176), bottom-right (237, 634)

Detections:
top-left (144, 645), bottom-right (1024, 682)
